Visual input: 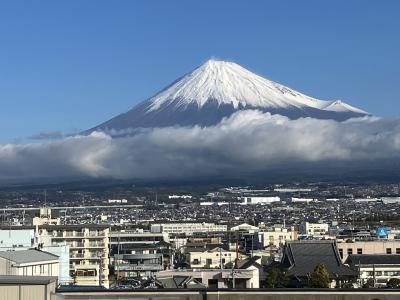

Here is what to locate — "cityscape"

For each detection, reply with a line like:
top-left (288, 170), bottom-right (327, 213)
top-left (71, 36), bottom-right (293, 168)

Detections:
top-left (1, 1), bottom-right (400, 300)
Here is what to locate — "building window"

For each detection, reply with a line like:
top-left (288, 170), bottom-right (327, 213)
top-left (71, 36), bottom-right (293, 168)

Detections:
top-left (347, 248), bottom-right (353, 255)
top-left (396, 248), bottom-right (400, 254)
top-left (387, 248), bottom-right (392, 254)
top-left (338, 248), bottom-right (343, 258)
top-left (357, 248), bottom-right (362, 254)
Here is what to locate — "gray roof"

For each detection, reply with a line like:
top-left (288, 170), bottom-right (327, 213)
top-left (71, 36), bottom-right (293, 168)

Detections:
top-left (0, 249), bottom-right (59, 265)
top-left (346, 254), bottom-right (400, 266)
top-left (0, 275), bottom-right (57, 285)
top-left (282, 241), bottom-right (357, 277)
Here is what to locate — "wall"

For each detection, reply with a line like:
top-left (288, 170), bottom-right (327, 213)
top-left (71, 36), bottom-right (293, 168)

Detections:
top-left (56, 290), bottom-right (400, 300)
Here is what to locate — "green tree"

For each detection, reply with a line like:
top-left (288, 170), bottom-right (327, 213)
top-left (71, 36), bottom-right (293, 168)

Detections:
top-left (362, 278), bottom-right (375, 288)
top-left (265, 267), bottom-right (288, 288)
top-left (309, 263), bottom-right (330, 288)
top-left (387, 278), bottom-right (400, 288)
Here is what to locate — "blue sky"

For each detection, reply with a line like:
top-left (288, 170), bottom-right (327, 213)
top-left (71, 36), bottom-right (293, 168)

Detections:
top-left (0, 1), bottom-right (399, 142)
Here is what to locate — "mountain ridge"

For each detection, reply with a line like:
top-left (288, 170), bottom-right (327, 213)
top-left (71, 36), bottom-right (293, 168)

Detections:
top-left (88, 59), bottom-right (369, 133)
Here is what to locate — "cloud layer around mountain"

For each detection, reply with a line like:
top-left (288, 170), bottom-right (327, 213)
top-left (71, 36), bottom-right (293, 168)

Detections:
top-left (1, 110), bottom-right (400, 182)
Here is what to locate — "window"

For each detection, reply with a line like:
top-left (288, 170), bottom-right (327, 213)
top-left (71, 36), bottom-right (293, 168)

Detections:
top-left (206, 259), bottom-right (212, 266)
top-left (347, 248), bottom-right (353, 255)
top-left (357, 248), bottom-right (362, 254)
top-left (338, 248), bottom-right (343, 259)
top-left (396, 248), bottom-right (400, 254)
top-left (386, 248), bottom-right (392, 254)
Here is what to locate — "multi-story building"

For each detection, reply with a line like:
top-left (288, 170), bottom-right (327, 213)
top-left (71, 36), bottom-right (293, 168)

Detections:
top-left (261, 227), bottom-right (297, 249)
top-left (299, 221), bottom-right (329, 236)
top-left (188, 246), bottom-right (246, 269)
top-left (32, 208), bottom-right (60, 226)
top-left (38, 224), bottom-right (110, 288)
top-left (337, 240), bottom-right (400, 261)
top-left (110, 230), bottom-right (171, 279)
top-left (151, 223), bottom-right (227, 236)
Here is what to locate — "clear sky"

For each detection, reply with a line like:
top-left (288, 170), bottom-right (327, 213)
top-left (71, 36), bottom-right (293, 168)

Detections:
top-left (0, 0), bottom-right (399, 142)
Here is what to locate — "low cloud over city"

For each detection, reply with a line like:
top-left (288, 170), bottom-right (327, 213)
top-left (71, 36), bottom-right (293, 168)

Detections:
top-left (1, 110), bottom-right (400, 181)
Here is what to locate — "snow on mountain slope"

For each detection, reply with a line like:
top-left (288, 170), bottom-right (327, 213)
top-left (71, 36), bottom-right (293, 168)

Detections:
top-left (88, 59), bottom-right (369, 133)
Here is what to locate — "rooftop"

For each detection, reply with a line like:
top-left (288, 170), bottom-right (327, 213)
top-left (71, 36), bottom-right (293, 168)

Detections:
top-left (0, 249), bottom-right (59, 265)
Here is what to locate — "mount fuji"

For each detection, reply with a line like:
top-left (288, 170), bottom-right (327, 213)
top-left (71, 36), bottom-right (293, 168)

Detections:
top-left (88, 59), bottom-right (369, 133)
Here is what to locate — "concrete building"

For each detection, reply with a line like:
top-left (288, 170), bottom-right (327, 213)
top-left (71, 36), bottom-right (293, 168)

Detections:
top-left (189, 247), bottom-right (245, 269)
top-left (38, 224), bottom-right (110, 288)
top-left (300, 221), bottom-right (329, 236)
top-left (0, 249), bottom-right (59, 277)
top-left (32, 208), bottom-right (60, 226)
top-left (0, 228), bottom-right (35, 249)
top-left (240, 196), bottom-right (280, 205)
top-left (346, 254), bottom-right (400, 287)
top-left (337, 240), bottom-right (400, 261)
top-left (151, 223), bottom-right (227, 236)
top-left (0, 227), bottom-right (70, 284)
top-left (261, 227), bottom-right (297, 249)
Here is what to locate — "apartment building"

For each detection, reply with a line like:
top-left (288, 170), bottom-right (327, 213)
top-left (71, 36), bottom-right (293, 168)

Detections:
top-left (110, 230), bottom-right (170, 279)
top-left (38, 224), bottom-right (110, 288)
top-left (151, 223), bottom-right (227, 236)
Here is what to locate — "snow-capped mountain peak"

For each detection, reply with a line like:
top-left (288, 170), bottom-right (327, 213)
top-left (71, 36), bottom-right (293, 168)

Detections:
top-left (87, 59), bottom-right (369, 133)
top-left (147, 59), bottom-right (323, 112)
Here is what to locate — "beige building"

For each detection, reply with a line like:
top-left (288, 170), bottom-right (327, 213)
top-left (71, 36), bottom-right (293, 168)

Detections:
top-left (189, 247), bottom-right (246, 269)
top-left (0, 275), bottom-right (58, 300)
top-left (38, 224), bottom-right (109, 288)
top-left (262, 227), bottom-right (297, 248)
top-left (0, 249), bottom-right (59, 277)
top-left (337, 240), bottom-right (400, 261)
top-left (33, 208), bottom-right (60, 226)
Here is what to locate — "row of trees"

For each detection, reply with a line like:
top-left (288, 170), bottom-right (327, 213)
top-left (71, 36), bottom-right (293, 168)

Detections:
top-left (266, 263), bottom-right (400, 288)
top-left (265, 263), bottom-right (331, 288)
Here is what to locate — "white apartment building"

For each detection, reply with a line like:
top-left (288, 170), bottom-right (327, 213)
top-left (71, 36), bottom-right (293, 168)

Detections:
top-left (0, 249), bottom-right (59, 277)
top-left (151, 223), bottom-right (227, 235)
top-left (189, 247), bottom-right (246, 269)
top-left (300, 221), bottom-right (329, 236)
top-left (240, 196), bottom-right (280, 205)
top-left (38, 224), bottom-right (110, 288)
top-left (337, 240), bottom-right (400, 261)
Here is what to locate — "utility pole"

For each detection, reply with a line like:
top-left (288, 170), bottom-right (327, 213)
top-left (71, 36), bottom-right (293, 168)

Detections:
top-left (219, 244), bottom-right (222, 269)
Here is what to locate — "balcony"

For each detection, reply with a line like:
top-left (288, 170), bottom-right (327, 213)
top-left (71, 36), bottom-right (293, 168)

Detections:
top-left (88, 242), bottom-right (105, 248)
top-left (115, 253), bottom-right (162, 260)
top-left (117, 264), bottom-right (164, 271)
